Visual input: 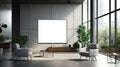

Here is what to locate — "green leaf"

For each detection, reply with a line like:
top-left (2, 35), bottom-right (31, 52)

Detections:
top-left (76, 25), bottom-right (90, 47)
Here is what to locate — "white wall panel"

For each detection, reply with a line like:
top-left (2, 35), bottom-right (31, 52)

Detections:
top-left (20, 5), bottom-right (29, 30)
top-left (20, 4), bottom-right (82, 52)
top-left (52, 4), bottom-right (74, 29)
top-left (29, 4), bottom-right (51, 29)
top-left (0, 5), bottom-right (11, 39)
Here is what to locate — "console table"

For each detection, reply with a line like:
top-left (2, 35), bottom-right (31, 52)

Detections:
top-left (0, 40), bottom-right (11, 49)
top-left (46, 47), bottom-right (75, 52)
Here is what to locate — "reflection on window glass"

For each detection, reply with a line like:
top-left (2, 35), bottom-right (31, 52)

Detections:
top-left (88, 0), bottom-right (91, 21)
top-left (98, 0), bottom-right (109, 16)
top-left (117, 11), bottom-right (120, 33)
top-left (98, 15), bottom-right (109, 48)
top-left (117, 0), bottom-right (120, 9)
top-left (83, 22), bottom-right (87, 29)
top-left (117, 11), bottom-right (120, 47)
top-left (94, 20), bottom-right (97, 43)
top-left (88, 22), bottom-right (90, 29)
top-left (83, 0), bottom-right (87, 23)
top-left (111, 0), bottom-right (115, 11)
top-left (111, 13), bottom-right (115, 46)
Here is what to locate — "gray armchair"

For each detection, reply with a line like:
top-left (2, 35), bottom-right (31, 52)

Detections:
top-left (13, 43), bottom-right (32, 60)
top-left (79, 43), bottom-right (98, 61)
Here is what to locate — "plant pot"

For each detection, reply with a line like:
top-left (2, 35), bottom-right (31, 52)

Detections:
top-left (0, 48), bottom-right (3, 55)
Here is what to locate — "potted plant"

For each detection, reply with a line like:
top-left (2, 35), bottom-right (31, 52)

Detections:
top-left (76, 25), bottom-right (90, 48)
top-left (0, 35), bottom-right (5, 55)
top-left (73, 41), bottom-right (80, 52)
top-left (13, 35), bottom-right (28, 47)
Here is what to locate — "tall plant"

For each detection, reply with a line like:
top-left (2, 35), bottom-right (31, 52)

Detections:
top-left (13, 35), bottom-right (28, 47)
top-left (76, 25), bottom-right (90, 47)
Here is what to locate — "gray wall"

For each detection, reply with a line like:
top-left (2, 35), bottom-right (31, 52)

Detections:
top-left (0, 4), bottom-right (12, 39)
top-left (20, 4), bottom-right (82, 53)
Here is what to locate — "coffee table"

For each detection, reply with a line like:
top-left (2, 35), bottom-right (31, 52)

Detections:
top-left (39, 50), bottom-right (45, 57)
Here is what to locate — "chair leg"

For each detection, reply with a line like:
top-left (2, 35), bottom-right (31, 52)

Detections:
top-left (94, 56), bottom-right (97, 61)
top-left (89, 57), bottom-right (90, 61)
top-left (107, 55), bottom-right (113, 63)
top-left (30, 55), bottom-right (32, 60)
top-left (107, 55), bottom-right (108, 62)
top-left (89, 57), bottom-right (94, 61)
top-left (17, 57), bottom-right (20, 60)
top-left (80, 56), bottom-right (82, 59)
top-left (16, 56), bottom-right (20, 60)
top-left (19, 57), bottom-right (21, 60)
top-left (27, 57), bottom-right (29, 60)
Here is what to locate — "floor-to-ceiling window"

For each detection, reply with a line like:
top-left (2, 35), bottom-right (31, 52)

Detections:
top-left (88, 0), bottom-right (91, 29)
top-left (97, 0), bottom-right (120, 49)
top-left (97, 0), bottom-right (109, 48)
top-left (111, 0), bottom-right (115, 11)
top-left (82, 0), bottom-right (91, 30)
top-left (82, 0), bottom-right (120, 49)
top-left (117, 11), bottom-right (120, 47)
top-left (82, 0), bottom-right (98, 43)
top-left (82, 0), bottom-right (91, 43)
top-left (98, 15), bottom-right (109, 48)
top-left (117, 0), bottom-right (120, 9)
top-left (98, 0), bottom-right (109, 16)
top-left (83, 0), bottom-right (88, 29)
top-left (111, 13), bottom-right (115, 47)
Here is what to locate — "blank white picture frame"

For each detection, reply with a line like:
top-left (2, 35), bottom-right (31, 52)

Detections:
top-left (38, 20), bottom-right (67, 44)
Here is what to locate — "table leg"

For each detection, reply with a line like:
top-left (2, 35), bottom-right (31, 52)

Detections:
top-left (39, 50), bottom-right (44, 57)
top-left (115, 55), bottom-right (117, 64)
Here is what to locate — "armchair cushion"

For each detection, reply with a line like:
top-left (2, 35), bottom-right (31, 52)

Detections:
top-left (15, 48), bottom-right (29, 57)
top-left (79, 52), bottom-right (89, 57)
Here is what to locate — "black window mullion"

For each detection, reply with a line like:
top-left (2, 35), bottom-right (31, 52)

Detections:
top-left (109, 0), bottom-right (111, 48)
top-left (115, 0), bottom-right (117, 47)
top-left (96, 0), bottom-right (98, 43)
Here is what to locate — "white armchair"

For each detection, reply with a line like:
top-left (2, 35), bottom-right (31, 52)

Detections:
top-left (79, 43), bottom-right (98, 61)
top-left (13, 43), bottom-right (32, 60)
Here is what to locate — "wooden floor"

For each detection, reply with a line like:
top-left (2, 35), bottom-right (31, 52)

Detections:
top-left (0, 50), bottom-right (120, 67)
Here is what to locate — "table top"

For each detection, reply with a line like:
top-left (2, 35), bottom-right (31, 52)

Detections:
top-left (112, 52), bottom-right (119, 56)
top-left (0, 39), bottom-right (11, 43)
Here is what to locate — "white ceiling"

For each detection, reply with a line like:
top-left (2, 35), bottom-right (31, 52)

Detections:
top-left (0, 0), bottom-right (85, 4)
top-left (14, 0), bottom-right (85, 4)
